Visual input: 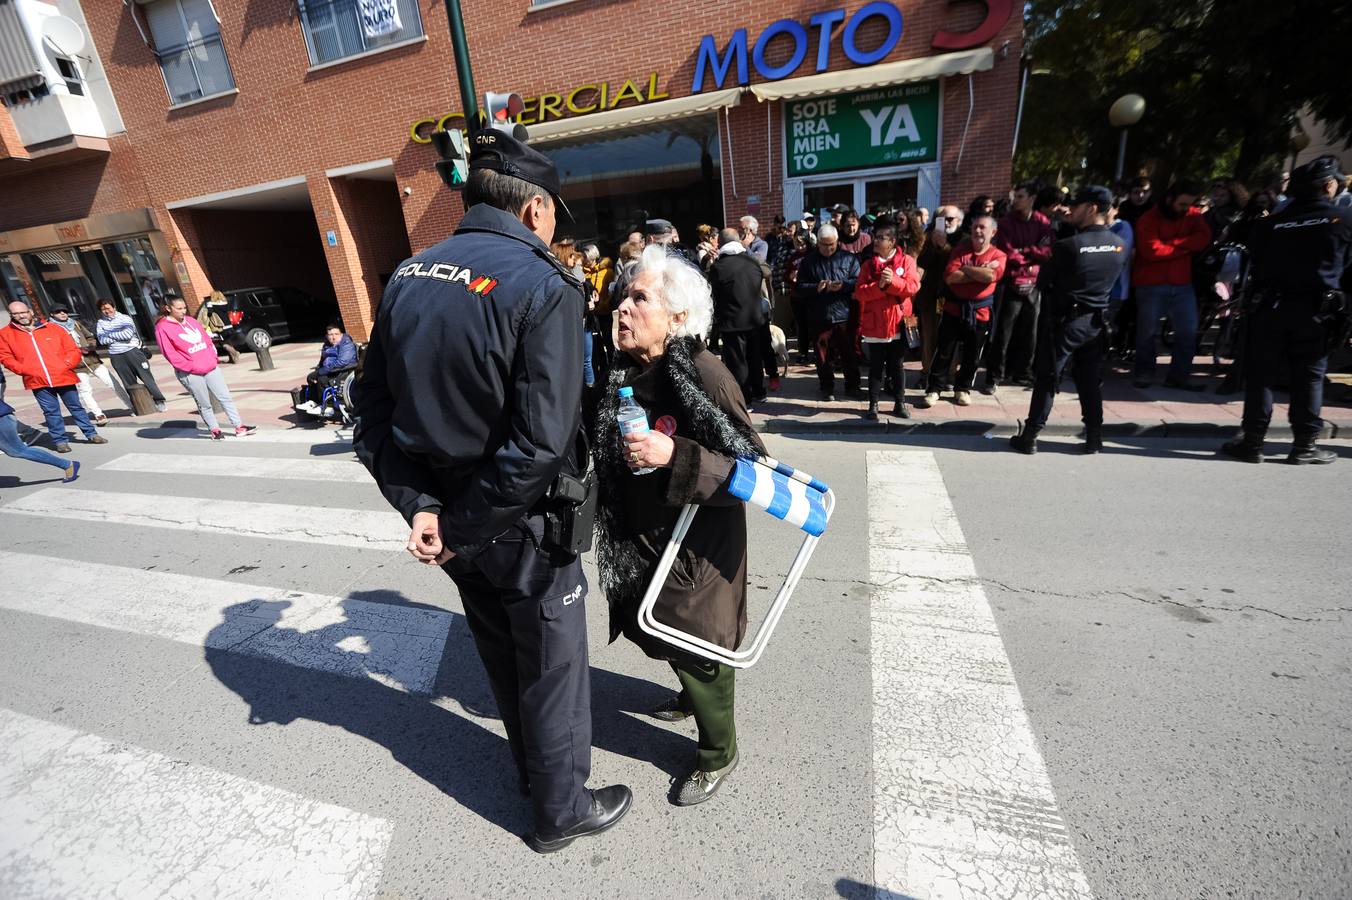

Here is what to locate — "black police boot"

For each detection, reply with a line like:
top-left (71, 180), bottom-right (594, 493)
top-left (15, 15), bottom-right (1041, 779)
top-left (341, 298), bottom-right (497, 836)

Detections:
top-left (1219, 432), bottom-right (1264, 464)
top-left (526, 784), bottom-right (633, 854)
top-left (1009, 425), bottom-right (1041, 455)
top-left (1286, 437), bottom-right (1337, 466)
top-left (1082, 426), bottom-right (1104, 455)
top-left (864, 401), bottom-right (879, 421)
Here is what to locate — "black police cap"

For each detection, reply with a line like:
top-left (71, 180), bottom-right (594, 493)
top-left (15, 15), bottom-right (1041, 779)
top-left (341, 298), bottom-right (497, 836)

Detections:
top-left (1070, 185), bottom-right (1115, 211)
top-left (469, 130), bottom-right (573, 220)
top-left (1291, 155), bottom-right (1345, 191)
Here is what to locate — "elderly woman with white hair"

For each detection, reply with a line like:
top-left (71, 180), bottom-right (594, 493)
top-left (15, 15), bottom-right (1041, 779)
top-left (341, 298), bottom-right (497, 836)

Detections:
top-left (594, 243), bottom-right (766, 807)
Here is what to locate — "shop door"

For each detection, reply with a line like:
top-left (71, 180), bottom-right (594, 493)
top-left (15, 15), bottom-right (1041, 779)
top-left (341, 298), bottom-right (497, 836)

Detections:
top-left (863, 175), bottom-right (919, 213)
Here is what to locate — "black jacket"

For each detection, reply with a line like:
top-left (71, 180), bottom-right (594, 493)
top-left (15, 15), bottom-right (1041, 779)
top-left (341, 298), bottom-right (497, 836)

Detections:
top-left (1036, 224), bottom-right (1128, 314)
top-left (709, 250), bottom-right (766, 332)
top-left (353, 203), bottom-right (586, 560)
top-left (1247, 197), bottom-right (1352, 296)
top-left (795, 250), bottom-right (860, 324)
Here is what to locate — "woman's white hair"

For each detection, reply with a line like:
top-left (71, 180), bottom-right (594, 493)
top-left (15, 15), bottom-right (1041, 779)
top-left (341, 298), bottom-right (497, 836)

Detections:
top-left (631, 243), bottom-right (713, 340)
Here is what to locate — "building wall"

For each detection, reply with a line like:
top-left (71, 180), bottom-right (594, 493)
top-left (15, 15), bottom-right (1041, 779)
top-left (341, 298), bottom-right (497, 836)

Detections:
top-left (189, 208), bottom-right (335, 303)
top-left (0, 0), bottom-right (1022, 339)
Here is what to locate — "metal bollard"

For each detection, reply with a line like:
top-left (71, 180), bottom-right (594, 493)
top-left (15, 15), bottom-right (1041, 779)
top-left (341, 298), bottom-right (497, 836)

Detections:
top-left (255, 346), bottom-right (275, 371)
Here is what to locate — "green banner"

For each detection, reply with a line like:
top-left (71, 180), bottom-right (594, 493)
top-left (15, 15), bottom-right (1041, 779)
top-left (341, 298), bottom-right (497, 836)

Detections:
top-left (785, 79), bottom-right (939, 178)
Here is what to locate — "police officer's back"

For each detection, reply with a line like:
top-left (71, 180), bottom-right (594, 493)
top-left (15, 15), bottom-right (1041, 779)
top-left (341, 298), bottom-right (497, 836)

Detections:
top-left (354, 131), bottom-right (631, 852)
top-left (1010, 185), bottom-right (1127, 455)
top-left (1221, 156), bottom-right (1352, 465)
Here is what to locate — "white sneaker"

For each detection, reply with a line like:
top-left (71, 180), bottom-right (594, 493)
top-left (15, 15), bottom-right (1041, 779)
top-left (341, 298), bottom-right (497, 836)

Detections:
top-left (295, 401), bottom-right (321, 414)
top-left (154, 401), bottom-right (167, 413)
top-left (922, 391), bottom-right (939, 408)
top-left (955, 391), bottom-right (972, 406)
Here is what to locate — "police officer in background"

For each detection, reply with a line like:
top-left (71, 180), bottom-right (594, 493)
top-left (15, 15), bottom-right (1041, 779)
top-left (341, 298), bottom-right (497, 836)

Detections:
top-left (1221, 156), bottom-right (1352, 465)
top-left (1010, 186), bottom-right (1128, 455)
top-left (354, 130), bottom-right (631, 852)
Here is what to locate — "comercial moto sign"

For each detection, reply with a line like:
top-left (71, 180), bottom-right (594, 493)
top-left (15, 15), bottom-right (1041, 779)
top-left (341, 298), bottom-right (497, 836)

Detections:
top-left (786, 80), bottom-right (939, 176)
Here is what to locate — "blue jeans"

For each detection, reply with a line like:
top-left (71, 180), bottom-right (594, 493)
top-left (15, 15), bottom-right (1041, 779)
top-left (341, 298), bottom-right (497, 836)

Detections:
top-left (0, 413), bottom-right (68, 471)
top-left (1134, 284), bottom-right (1198, 381)
top-left (583, 330), bottom-right (595, 387)
top-left (32, 385), bottom-right (95, 444)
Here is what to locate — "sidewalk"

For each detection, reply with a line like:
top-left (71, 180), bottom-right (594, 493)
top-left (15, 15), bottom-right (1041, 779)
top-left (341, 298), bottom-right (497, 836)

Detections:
top-left (7, 341), bottom-right (1351, 439)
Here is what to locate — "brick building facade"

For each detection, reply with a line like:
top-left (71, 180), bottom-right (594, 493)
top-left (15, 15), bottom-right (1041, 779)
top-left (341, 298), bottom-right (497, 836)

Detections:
top-left (0, 0), bottom-right (1021, 342)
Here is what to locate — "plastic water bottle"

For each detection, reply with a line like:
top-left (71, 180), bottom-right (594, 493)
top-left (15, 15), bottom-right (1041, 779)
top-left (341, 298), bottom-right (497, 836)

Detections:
top-left (617, 386), bottom-right (656, 475)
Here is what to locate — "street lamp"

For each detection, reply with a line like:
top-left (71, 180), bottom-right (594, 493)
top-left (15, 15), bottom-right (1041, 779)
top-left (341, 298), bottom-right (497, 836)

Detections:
top-left (1109, 93), bottom-right (1146, 184)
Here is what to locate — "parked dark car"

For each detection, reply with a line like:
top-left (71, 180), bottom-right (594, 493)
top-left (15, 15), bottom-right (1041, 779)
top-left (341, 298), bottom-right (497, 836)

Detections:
top-left (211, 287), bottom-right (340, 352)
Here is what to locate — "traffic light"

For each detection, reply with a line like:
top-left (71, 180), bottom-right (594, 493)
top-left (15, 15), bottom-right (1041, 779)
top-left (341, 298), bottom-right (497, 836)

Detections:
top-left (430, 128), bottom-right (468, 190)
top-left (484, 91), bottom-right (528, 141)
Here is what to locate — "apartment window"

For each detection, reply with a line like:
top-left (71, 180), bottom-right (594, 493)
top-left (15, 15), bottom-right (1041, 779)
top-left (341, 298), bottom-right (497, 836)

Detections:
top-left (54, 57), bottom-right (84, 96)
top-left (144, 0), bottom-right (235, 105)
top-left (299, 0), bottom-right (423, 67)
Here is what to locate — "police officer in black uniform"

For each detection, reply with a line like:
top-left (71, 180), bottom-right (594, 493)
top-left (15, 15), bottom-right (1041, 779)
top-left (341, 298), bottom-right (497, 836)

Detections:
top-left (1010, 185), bottom-right (1128, 455)
top-left (1220, 156), bottom-right (1352, 465)
top-left (353, 130), bottom-right (631, 853)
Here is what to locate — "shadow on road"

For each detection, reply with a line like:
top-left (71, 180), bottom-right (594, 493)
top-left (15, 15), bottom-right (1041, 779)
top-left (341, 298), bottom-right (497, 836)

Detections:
top-left (834, 877), bottom-right (919, 899)
top-left (204, 588), bottom-right (687, 838)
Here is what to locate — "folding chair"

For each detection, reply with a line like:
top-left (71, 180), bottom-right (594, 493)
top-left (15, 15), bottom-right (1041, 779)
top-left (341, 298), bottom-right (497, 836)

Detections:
top-left (636, 455), bottom-right (834, 669)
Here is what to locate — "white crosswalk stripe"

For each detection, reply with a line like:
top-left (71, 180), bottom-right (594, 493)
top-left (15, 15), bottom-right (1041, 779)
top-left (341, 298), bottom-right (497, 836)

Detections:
top-left (0, 551), bottom-right (450, 694)
top-left (1, 487), bottom-right (404, 550)
top-left (868, 450), bottom-right (1094, 899)
top-left (0, 708), bottom-right (392, 900)
top-left (101, 452), bottom-right (372, 482)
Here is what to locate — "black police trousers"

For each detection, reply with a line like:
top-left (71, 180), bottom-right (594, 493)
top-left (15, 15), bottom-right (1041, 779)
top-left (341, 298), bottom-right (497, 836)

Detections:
top-left (1241, 300), bottom-right (1328, 440)
top-left (444, 514), bottom-right (592, 833)
top-left (1026, 309), bottom-right (1107, 429)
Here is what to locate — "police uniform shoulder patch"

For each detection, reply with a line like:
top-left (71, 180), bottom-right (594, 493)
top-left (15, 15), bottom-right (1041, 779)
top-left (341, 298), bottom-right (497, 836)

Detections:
top-left (391, 260), bottom-right (498, 296)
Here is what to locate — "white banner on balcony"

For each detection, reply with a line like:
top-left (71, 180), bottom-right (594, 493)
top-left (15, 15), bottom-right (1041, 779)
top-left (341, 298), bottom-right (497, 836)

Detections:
top-left (358, 0), bottom-right (402, 39)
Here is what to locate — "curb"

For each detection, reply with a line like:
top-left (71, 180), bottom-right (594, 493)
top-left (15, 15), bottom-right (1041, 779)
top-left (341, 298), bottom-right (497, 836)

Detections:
top-left (756, 418), bottom-right (1345, 440)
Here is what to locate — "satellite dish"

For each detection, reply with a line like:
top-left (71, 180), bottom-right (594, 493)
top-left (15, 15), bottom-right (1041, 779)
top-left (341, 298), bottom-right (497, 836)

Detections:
top-left (42, 16), bottom-right (87, 57)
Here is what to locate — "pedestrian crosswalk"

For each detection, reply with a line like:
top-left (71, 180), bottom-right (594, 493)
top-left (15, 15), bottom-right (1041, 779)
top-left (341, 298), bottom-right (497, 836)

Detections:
top-left (0, 439), bottom-right (1094, 898)
top-left (0, 708), bottom-right (392, 900)
top-left (0, 440), bottom-right (427, 898)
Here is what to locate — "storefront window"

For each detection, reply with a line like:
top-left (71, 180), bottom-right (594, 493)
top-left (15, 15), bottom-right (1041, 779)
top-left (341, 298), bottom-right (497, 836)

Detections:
top-left (102, 238), bottom-right (169, 340)
top-left (0, 257), bottom-right (36, 307)
top-left (537, 116), bottom-right (723, 254)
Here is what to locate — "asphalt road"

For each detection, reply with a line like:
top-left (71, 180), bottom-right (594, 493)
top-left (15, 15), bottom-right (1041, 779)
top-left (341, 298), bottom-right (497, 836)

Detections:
top-left (0, 423), bottom-right (1348, 899)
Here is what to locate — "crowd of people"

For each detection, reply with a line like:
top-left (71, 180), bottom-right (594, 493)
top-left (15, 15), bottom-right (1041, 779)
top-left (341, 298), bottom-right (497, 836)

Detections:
top-left (550, 168), bottom-right (1352, 425)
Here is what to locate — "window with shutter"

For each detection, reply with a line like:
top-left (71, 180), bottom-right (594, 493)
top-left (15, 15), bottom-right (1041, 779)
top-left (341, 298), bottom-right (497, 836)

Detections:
top-left (143, 0), bottom-right (235, 105)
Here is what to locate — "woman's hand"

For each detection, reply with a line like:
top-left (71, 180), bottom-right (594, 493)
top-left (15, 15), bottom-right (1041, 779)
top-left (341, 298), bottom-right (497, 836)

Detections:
top-left (623, 428), bottom-right (675, 470)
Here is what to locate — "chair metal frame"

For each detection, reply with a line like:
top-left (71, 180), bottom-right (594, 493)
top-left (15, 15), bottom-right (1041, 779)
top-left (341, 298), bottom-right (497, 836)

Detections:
top-left (635, 457), bottom-right (835, 669)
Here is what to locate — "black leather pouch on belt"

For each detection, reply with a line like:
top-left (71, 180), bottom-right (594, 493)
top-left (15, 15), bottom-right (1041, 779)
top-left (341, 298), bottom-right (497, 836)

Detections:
top-left (540, 470), bottom-right (597, 555)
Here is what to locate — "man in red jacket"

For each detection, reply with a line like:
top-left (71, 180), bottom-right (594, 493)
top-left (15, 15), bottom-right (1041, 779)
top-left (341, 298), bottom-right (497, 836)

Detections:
top-left (985, 182), bottom-right (1055, 393)
top-left (1131, 181), bottom-right (1212, 390)
top-left (0, 301), bottom-right (107, 452)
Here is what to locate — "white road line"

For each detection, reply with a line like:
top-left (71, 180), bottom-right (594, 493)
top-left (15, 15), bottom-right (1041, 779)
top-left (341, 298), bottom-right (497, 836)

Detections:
top-left (0, 551), bottom-right (450, 693)
top-left (0, 708), bottom-right (392, 900)
top-left (0, 488), bottom-right (405, 551)
top-left (141, 427), bottom-right (352, 444)
top-left (101, 452), bottom-right (372, 482)
top-left (868, 450), bottom-right (1094, 899)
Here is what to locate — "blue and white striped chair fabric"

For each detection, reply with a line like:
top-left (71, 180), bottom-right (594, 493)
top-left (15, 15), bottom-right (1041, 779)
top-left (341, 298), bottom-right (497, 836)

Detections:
top-left (635, 454), bottom-right (834, 669)
top-left (726, 456), bottom-right (830, 536)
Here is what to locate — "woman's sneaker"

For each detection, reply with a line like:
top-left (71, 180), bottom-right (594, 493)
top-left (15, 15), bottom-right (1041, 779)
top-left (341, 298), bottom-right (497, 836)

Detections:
top-left (235, 425), bottom-right (257, 437)
top-left (154, 401), bottom-right (167, 412)
top-left (62, 460), bottom-right (81, 483)
top-left (209, 429), bottom-right (225, 441)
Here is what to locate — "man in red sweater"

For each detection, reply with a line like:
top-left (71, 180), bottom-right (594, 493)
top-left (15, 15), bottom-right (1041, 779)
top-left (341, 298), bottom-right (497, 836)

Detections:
top-left (1131, 181), bottom-right (1212, 390)
top-left (985, 182), bottom-right (1055, 393)
top-left (918, 215), bottom-right (1007, 407)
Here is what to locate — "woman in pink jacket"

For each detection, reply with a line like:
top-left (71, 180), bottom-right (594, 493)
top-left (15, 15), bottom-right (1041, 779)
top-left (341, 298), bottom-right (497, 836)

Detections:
top-left (854, 224), bottom-right (921, 420)
top-left (154, 298), bottom-right (255, 439)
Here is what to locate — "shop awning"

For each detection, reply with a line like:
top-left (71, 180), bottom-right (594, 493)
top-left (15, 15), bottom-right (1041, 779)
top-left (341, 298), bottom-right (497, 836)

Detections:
top-left (0, 0), bottom-right (45, 93)
top-left (527, 86), bottom-right (744, 144)
top-left (748, 47), bottom-right (994, 102)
